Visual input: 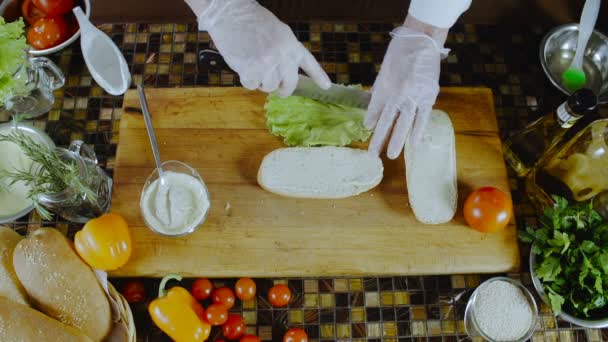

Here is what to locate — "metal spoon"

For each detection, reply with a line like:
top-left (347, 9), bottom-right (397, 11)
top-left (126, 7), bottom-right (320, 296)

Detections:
top-left (137, 84), bottom-right (165, 184)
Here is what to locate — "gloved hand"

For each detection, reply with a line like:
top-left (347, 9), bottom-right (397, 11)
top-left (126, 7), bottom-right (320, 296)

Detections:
top-left (186, 0), bottom-right (331, 97)
top-left (365, 26), bottom-right (448, 159)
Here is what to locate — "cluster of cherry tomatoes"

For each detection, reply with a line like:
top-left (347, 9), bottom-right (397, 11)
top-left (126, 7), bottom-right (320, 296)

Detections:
top-left (22, 0), bottom-right (78, 49)
top-left (122, 278), bottom-right (308, 342)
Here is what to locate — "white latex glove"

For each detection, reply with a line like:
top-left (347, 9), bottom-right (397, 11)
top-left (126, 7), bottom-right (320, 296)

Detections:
top-left (365, 26), bottom-right (448, 159)
top-left (187, 0), bottom-right (331, 97)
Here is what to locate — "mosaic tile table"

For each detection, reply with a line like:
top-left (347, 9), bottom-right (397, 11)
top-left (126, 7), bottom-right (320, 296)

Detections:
top-left (2, 22), bottom-right (608, 341)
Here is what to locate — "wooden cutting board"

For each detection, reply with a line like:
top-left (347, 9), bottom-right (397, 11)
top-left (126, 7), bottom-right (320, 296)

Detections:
top-left (111, 87), bottom-right (520, 277)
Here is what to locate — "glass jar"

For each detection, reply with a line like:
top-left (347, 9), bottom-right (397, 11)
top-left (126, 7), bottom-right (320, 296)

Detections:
top-left (36, 141), bottom-right (112, 223)
top-left (526, 118), bottom-right (608, 211)
top-left (3, 56), bottom-right (65, 118)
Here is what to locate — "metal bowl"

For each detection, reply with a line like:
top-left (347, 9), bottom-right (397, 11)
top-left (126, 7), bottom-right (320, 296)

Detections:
top-left (530, 248), bottom-right (608, 328)
top-left (540, 24), bottom-right (608, 103)
top-left (0, 122), bottom-right (55, 223)
top-left (0, 0), bottom-right (90, 56)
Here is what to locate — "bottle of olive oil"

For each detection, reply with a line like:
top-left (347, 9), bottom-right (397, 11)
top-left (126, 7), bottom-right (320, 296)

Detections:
top-left (503, 88), bottom-right (597, 177)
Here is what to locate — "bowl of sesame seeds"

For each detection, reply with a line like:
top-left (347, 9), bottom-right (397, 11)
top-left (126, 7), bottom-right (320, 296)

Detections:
top-left (464, 277), bottom-right (538, 342)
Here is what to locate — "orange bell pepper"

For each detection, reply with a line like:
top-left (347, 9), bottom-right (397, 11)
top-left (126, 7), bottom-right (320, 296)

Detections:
top-left (74, 213), bottom-right (132, 271)
top-left (149, 274), bottom-right (211, 342)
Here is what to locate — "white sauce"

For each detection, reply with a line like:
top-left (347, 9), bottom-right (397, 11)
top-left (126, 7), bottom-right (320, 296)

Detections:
top-left (141, 171), bottom-right (209, 235)
top-left (0, 127), bottom-right (43, 218)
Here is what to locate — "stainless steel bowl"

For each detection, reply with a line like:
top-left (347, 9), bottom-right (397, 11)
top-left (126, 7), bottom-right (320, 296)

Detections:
top-left (530, 248), bottom-right (608, 328)
top-left (0, 0), bottom-right (91, 56)
top-left (540, 24), bottom-right (608, 103)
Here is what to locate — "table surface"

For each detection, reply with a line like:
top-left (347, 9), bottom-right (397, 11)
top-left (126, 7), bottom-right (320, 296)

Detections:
top-left (2, 21), bottom-right (607, 341)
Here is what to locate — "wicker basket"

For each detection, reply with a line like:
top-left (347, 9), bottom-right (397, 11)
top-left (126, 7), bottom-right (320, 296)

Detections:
top-left (107, 283), bottom-right (136, 342)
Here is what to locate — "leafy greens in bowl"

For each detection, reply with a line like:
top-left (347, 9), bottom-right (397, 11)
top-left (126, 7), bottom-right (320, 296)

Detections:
top-left (520, 196), bottom-right (608, 326)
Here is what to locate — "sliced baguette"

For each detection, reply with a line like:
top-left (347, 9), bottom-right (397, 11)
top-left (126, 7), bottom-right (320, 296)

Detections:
top-left (405, 110), bottom-right (458, 224)
top-left (0, 226), bottom-right (28, 305)
top-left (258, 146), bottom-right (383, 199)
top-left (0, 297), bottom-right (92, 342)
top-left (13, 228), bottom-right (112, 342)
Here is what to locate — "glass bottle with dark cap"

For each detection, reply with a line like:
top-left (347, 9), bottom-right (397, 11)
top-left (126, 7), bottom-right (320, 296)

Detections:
top-left (503, 88), bottom-right (598, 177)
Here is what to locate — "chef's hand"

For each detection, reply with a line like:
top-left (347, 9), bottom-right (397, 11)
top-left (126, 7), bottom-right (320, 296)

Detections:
top-left (365, 16), bottom-right (449, 159)
top-left (185, 0), bottom-right (330, 97)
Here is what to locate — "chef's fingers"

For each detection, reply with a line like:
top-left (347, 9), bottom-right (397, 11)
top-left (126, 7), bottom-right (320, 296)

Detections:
top-left (260, 68), bottom-right (281, 93)
top-left (239, 70), bottom-right (261, 90)
top-left (300, 48), bottom-right (331, 90)
top-left (368, 104), bottom-right (398, 157)
top-left (409, 105), bottom-right (432, 146)
top-left (364, 90), bottom-right (384, 130)
top-left (277, 62), bottom-right (300, 98)
top-left (386, 100), bottom-right (416, 160)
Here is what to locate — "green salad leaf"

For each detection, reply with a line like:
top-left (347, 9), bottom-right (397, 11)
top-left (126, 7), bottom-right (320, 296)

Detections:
top-left (0, 18), bottom-right (28, 106)
top-left (264, 93), bottom-right (371, 147)
top-left (519, 196), bottom-right (608, 318)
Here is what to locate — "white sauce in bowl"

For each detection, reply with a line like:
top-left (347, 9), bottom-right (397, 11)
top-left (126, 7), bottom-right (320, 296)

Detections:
top-left (141, 171), bottom-right (210, 235)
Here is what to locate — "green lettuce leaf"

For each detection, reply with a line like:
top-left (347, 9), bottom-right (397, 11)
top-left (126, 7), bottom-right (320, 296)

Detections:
top-left (264, 93), bottom-right (371, 147)
top-left (0, 18), bottom-right (29, 105)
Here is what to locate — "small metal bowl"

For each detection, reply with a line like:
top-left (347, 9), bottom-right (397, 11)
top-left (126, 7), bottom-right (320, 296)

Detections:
top-left (540, 24), bottom-right (608, 103)
top-left (139, 160), bottom-right (211, 237)
top-left (0, 122), bottom-right (55, 223)
top-left (464, 277), bottom-right (538, 341)
top-left (0, 0), bottom-right (91, 56)
top-left (530, 249), bottom-right (608, 328)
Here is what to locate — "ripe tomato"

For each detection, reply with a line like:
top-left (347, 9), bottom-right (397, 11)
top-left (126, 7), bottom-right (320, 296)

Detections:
top-left (464, 187), bottom-right (513, 233)
top-left (240, 335), bottom-right (261, 342)
top-left (268, 284), bottom-right (291, 307)
top-left (222, 314), bottom-right (246, 340)
top-left (213, 287), bottom-right (236, 309)
top-left (121, 280), bottom-right (146, 303)
top-left (191, 278), bottom-right (214, 300)
top-left (32, 0), bottom-right (74, 16)
top-left (21, 0), bottom-right (46, 25)
top-left (284, 328), bottom-right (308, 342)
top-left (205, 303), bottom-right (228, 326)
top-left (235, 278), bottom-right (257, 301)
top-left (27, 16), bottom-right (68, 50)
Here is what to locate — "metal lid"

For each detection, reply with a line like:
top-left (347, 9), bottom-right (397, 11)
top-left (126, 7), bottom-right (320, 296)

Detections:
top-left (568, 88), bottom-right (598, 114)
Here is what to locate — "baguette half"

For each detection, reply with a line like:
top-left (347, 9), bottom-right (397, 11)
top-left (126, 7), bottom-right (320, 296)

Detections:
top-left (0, 297), bottom-right (92, 342)
top-left (0, 226), bottom-right (28, 305)
top-left (13, 228), bottom-right (112, 341)
top-left (258, 146), bottom-right (383, 199)
top-left (405, 110), bottom-right (458, 224)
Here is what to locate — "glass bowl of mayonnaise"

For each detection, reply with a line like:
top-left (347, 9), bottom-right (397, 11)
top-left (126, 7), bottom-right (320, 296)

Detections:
top-left (139, 160), bottom-right (211, 237)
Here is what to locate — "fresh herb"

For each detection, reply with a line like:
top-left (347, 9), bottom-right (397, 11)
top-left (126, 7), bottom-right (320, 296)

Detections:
top-left (0, 127), bottom-right (97, 220)
top-left (520, 196), bottom-right (608, 317)
top-left (265, 93), bottom-right (371, 147)
top-left (0, 18), bottom-right (29, 105)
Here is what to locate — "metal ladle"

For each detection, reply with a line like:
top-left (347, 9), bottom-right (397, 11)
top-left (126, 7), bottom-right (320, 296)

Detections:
top-left (137, 84), bottom-right (165, 185)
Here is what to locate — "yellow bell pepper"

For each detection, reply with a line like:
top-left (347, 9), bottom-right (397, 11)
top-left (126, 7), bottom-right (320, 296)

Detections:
top-left (149, 274), bottom-right (211, 342)
top-left (74, 213), bottom-right (132, 271)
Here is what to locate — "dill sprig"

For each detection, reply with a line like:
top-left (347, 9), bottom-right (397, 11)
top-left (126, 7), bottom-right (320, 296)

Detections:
top-left (0, 128), bottom-right (98, 220)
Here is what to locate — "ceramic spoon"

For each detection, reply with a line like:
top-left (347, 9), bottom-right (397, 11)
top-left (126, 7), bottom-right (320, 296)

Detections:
top-left (73, 7), bottom-right (131, 95)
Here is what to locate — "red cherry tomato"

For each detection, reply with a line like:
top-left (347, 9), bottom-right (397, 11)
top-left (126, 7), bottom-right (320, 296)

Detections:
top-left (284, 328), bottom-right (308, 342)
top-left (240, 335), bottom-right (260, 342)
top-left (205, 303), bottom-right (228, 326)
top-left (213, 287), bottom-right (236, 309)
top-left (27, 16), bottom-right (68, 50)
top-left (21, 0), bottom-right (46, 25)
top-left (32, 0), bottom-right (74, 16)
top-left (235, 278), bottom-right (257, 301)
top-left (222, 314), bottom-right (246, 340)
top-left (121, 280), bottom-right (146, 303)
top-left (268, 284), bottom-right (291, 307)
top-left (191, 278), bottom-right (214, 300)
top-left (464, 187), bottom-right (513, 233)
